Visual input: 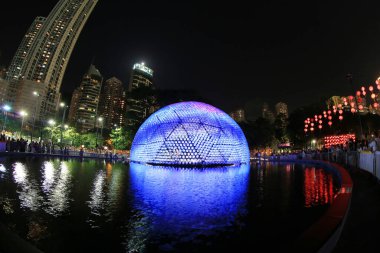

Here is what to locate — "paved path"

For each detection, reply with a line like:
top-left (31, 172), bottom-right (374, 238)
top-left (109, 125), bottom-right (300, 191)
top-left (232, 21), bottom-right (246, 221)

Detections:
top-left (334, 167), bottom-right (380, 253)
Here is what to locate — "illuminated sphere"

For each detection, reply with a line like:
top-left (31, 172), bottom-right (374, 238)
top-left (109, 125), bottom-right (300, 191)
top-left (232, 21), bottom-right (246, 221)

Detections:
top-left (130, 101), bottom-right (250, 166)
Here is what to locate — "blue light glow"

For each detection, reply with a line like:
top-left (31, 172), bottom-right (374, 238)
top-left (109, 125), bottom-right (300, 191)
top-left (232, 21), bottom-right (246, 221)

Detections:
top-left (130, 101), bottom-right (250, 166)
top-left (127, 163), bottom-right (249, 245)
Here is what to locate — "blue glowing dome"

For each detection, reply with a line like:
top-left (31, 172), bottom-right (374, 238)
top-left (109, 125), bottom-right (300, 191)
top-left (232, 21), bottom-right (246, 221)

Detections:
top-left (130, 101), bottom-right (250, 166)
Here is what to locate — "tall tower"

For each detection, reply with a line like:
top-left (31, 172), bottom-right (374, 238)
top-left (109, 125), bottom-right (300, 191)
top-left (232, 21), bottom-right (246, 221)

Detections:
top-left (74, 64), bottom-right (103, 133)
top-left (275, 102), bottom-right (288, 118)
top-left (126, 63), bottom-right (154, 127)
top-left (67, 86), bottom-right (82, 124)
top-left (6, 0), bottom-right (98, 120)
top-left (99, 77), bottom-right (126, 129)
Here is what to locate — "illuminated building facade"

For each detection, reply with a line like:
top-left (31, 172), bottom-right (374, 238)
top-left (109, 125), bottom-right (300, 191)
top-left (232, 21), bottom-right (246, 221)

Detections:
top-left (262, 103), bottom-right (275, 123)
top-left (229, 109), bottom-right (245, 123)
top-left (126, 63), bottom-right (154, 127)
top-left (99, 77), bottom-right (126, 129)
top-left (73, 65), bottom-right (103, 132)
top-left (5, 0), bottom-right (98, 120)
top-left (68, 87), bottom-right (81, 124)
top-left (275, 102), bottom-right (288, 118)
top-left (130, 101), bottom-right (250, 166)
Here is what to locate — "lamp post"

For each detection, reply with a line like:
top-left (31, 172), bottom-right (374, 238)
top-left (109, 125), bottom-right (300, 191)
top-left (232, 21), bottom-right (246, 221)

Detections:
top-left (2, 104), bottom-right (11, 131)
top-left (31, 91), bottom-right (40, 142)
top-left (19, 110), bottom-right (28, 138)
top-left (59, 102), bottom-right (68, 145)
top-left (95, 117), bottom-right (103, 148)
top-left (48, 119), bottom-right (56, 143)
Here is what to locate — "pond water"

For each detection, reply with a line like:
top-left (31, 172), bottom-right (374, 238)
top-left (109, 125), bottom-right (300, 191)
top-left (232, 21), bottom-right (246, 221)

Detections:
top-left (0, 157), bottom-right (340, 252)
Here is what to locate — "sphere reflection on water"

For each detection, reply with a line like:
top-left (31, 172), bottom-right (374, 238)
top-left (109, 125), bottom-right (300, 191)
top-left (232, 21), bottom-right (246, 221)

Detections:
top-left (125, 163), bottom-right (250, 251)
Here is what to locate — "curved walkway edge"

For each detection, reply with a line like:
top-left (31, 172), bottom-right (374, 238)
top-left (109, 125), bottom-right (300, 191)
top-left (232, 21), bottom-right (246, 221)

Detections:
top-left (292, 161), bottom-right (353, 253)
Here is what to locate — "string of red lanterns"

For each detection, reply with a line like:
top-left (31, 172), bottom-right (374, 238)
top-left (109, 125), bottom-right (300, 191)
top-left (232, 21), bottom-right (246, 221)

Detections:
top-left (323, 134), bottom-right (355, 148)
top-left (303, 76), bottom-right (380, 133)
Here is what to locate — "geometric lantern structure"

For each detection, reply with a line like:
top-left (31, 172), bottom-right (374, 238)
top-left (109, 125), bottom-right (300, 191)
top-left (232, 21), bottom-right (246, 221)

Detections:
top-left (130, 101), bottom-right (250, 167)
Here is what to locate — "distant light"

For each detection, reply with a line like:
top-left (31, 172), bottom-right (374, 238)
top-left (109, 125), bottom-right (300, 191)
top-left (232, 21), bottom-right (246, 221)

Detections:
top-left (20, 110), bottom-right (28, 117)
top-left (60, 102), bottom-right (65, 107)
top-left (98, 117), bottom-right (103, 122)
top-left (48, 119), bottom-right (56, 126)
top-left (64, 124), bottom-right (69, 129)
top-left (33, 91), bottom-right (39, 96)
top-left (3, 105), bottom-right (11, 111)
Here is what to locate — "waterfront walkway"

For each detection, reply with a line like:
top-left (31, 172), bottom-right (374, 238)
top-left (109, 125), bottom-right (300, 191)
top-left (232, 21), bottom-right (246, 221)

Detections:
top-left (334, 166), bottom-right (380, 253)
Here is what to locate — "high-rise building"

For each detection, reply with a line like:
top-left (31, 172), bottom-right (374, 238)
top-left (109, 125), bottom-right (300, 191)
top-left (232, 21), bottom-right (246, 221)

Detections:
top-left (126, 63), bottom-right (154, 127)
top-left (229, 109), bottom-right (245, 123)
top-left (67, 87), bottom-right (81, 124)
top-left (5, 0), bottom-right (98, 120)
top-left (99, 77), bottom-right (126, 129)
top-left (275, 102), bottom-right (288, 118)
top-left (262, 103), bottom-right (275, 123)
top-left (73, 65), bottom-right (103, 133)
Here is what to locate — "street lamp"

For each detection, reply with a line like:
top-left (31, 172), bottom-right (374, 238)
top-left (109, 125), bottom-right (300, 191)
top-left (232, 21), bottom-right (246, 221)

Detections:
top-left (31, 91), bottom-right (40, 142)
top-left (2, 104), bottom-right (11, 131)
top-left (19, 110), bottom-right (28, 138)
top-left (48, 119), bottom-right (56, 143)
top-left (95, 117), bottom-right (103, 148)
top-left (59, 102), bottom-right (68, 145)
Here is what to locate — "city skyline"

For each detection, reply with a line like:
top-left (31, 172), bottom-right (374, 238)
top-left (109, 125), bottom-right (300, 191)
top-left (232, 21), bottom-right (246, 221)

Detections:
top-left (1, 1), bottom-right (380, 114)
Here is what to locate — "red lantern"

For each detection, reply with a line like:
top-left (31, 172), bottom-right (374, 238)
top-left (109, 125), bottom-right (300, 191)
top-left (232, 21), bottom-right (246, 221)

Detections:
top-left (327, 110), bottom-right (331, 115)
top-left (339, 110), bottom-right (343, 114)
top-left (304, 120), bottom-right (308, 124)
top-left (350, 102), bottom-right (355, 107)
top-left (310, 127), bottom-right (314, 132)
top-left (328, 121), bottom-right (332, 126)
top-left (328, 116), bottom-right (332, 120)
top-left (361, 86), bottom-right (365, 91)
top-left (348, 96), bottom-right (354, 100)
top-left (318, 125), bottom-right (322, 129)
top-left (319, 120), bottom-right (323, 124)
top-left (378, 84), bottom-right (380, 90)
top-left (351, 108), bottom-right (356, 113)
top-left (358, 105), bottom-right (364, 110)
top-left (305, 124), bottom-right (308, 128)
top-left (362, 91), bottom-right (367, 96)
top-left (318, 115), bottom-right (322, 119)
top-left (304, 128), bottom-right (308, 133)
top-left (339, 116), bottom-right (343, 120)
top-left (311, 123), bottom-right (314, 127)
top-left (369, 86), bottom-right (374, 92)
top-left (338, 104), bottom-right (342, 108)
top-left (356, 91), bottom-right (361, 96)
top-left (371, 93), bottom-right (376, 99)
top-left (344, 102), bottom-right (348, 106)
top-left (374, 103), bottom-right (379, 108)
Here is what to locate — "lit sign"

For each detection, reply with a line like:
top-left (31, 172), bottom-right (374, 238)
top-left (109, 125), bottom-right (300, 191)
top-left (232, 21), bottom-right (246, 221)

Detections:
top-left (133, 63), bottom-right (153, 76)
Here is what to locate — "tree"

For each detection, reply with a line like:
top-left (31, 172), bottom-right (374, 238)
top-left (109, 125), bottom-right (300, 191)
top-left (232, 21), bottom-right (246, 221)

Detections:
top-left (109, 127), bottom-right (133, 150)
top-left (274, 113), bottom-right (289, 143)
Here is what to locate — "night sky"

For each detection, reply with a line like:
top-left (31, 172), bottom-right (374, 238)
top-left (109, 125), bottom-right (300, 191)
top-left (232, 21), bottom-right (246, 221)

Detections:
top-left (1, 1), bottom-right (380, 119)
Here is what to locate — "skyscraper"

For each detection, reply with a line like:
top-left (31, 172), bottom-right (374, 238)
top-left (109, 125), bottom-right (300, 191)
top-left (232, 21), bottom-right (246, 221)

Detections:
top-left (99, 77), bottom-right (126, 129)
top-left (5, 0), bottom-right (98, 120)
top-left (275, 102), bottom-right (288, 118)
top-left (126, 63), bottom-right (154, 127)
top-left (262, 103), bottom-right (275, 123)
top-left (229, 109), bottom-right (245, 123)
top-left (73, 64), bottom-right (103, 133)
top-left (67, 87), bottom-right (81, 124)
